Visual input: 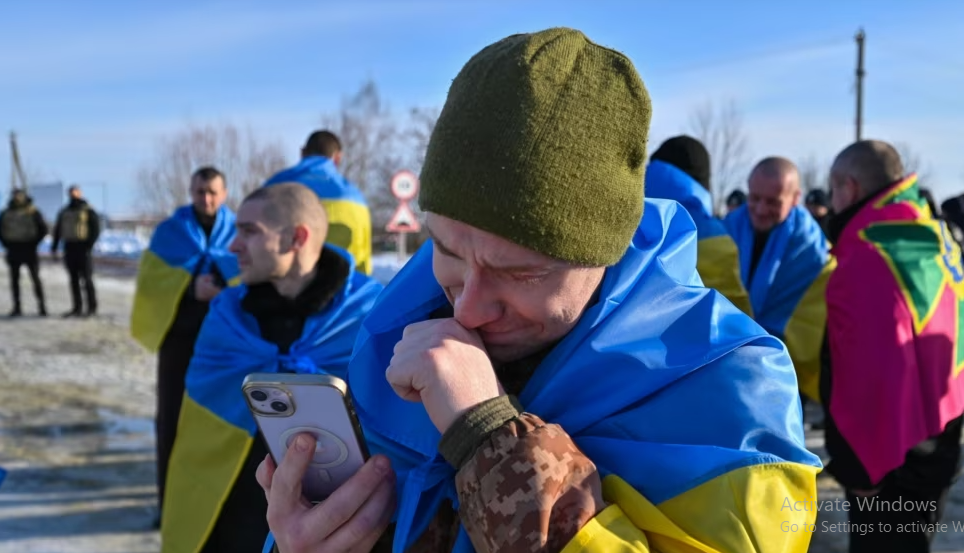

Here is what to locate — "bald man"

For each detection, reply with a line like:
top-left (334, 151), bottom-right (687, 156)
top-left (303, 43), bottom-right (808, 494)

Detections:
top-left (724, 157), bottom-right (834, 405)
top-left (823, 140), bottom-right (964, 553)
top-left (160, 183), bottom-right (383, 553)
top-left (264, 130), bottom-right (373, 276)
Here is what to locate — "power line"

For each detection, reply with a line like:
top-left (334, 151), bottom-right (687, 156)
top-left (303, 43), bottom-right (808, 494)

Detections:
top-left (873, 40), bottom-right (964, 75)
top-left (652, 36), bottom-right (850, 77)
top-left (855, 29), bottom-right (866, 141)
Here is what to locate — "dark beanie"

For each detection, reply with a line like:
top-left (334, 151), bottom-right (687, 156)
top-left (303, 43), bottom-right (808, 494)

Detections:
top-left (418, 27), bottom-right (652, 267)
top-left (650, 135), bottom-right (711, 190)
top-left (805, 189), bottom-right (829, 207)
top-left (726, 189), bottom-right (747, 207)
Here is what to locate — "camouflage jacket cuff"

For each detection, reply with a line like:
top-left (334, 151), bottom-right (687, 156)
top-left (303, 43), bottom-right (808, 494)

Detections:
top-left (439, 395), bottom-right (523, 469)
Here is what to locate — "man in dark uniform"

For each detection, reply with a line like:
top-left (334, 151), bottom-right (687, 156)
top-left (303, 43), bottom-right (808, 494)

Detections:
top-left (52, 185), bottom-right (100, 317)
top-left (0, 189), bottom-right (48, 317)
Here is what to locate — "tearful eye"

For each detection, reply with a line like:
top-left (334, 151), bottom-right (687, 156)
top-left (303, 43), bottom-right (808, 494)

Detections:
top-left (511, 273), bottom-right (547, 285)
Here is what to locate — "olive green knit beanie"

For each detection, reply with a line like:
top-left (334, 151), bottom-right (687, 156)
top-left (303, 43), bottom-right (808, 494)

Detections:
top-left (418, 27), bottom-right (651, 266)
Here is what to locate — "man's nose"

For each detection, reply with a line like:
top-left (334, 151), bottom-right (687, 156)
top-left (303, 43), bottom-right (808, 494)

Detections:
top-left (453, 272), bottom-right (503, 330)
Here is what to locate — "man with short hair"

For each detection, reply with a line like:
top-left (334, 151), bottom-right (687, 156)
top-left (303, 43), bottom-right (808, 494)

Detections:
top-left (52, 184), bottom-right (100, 317)
top-left (724, 158), bottom-right (833, 404)
top-left (161, 182), bottom-right (382, 553)
top-left (258, 28), bottom-right (819, 553)
top-left (647, 135), bottom-right (752, 315)
top-left (264, 130), bottom-right (372, 276)
top-left (823, 140), bottom-right (964, 553)
top-left (0, 188), bottom-right (48, 317)
top-left (131, 166), bottom-right (238, 522)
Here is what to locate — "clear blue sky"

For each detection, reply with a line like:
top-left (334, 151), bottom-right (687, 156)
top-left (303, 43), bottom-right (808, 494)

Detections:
top-left (1, 0), bottom-right (962, 216)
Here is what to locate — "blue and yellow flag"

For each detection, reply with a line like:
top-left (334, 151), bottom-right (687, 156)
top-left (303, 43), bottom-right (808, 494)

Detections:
top-left (160, 248), bottom-right (383, 553)
top-left (346, 198), bottom-right (821, 553)
top-left (645, 160), bottom-right (752, 316)
top-left (723, 205), bottom-right (834, 403)
top-left (130, 205), bottom-right (240, 353)
top-left (265, 156), bottom-right (372, 276)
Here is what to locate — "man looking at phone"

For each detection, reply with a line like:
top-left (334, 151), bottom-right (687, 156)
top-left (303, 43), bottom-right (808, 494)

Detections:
top-left (258, 28), bottom-right (820, 553)
top-left (161, 182), bottom-right (382, 553)
top-left (131, 166), bottom-right (237, 527)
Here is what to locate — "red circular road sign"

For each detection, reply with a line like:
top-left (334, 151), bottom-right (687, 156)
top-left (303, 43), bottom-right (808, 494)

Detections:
top-left (390, 170), bottom-right (419, 201)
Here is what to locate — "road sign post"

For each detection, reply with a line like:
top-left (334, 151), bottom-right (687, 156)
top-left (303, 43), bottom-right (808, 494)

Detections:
top-left (386, 170), bottom-right (421, 262)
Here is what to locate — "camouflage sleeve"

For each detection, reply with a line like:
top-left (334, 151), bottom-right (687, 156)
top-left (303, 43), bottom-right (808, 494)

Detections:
top-left (454, 412), bottom-right (607, 553)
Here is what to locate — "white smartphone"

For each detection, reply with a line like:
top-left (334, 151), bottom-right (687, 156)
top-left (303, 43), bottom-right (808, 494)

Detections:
top-left (242, 372), bottom-right (369, 503)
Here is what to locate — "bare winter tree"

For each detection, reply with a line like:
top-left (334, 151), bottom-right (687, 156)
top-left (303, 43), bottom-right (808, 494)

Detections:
top-left (894, 142), bottom-right (934, 186)
top-left (320, 81), bottom-right (402, 229)
top-left (136, 122), bottom-right (288, 216)
top-left (798, 155), bottom-right (829, 196)
top-left (405, 106), bottom-right (440, 248)
top-left (407, 106), bottom-right (440, 172)
top-left (319, 81), bottom-right (440, 247)
top-left (687, 100), bottom-right (751, 214)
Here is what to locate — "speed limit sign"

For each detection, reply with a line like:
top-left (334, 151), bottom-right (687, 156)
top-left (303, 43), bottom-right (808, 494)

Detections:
top-left (390, 170), bottom-right (419, 201)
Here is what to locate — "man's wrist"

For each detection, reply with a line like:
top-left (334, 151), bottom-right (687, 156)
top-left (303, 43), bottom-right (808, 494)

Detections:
top-left (438, 395), bottom-right (523, 469)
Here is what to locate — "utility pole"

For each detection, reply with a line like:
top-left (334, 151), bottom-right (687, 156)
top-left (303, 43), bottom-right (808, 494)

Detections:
top-left (9, 131), bottom-right (28, 192)
top-left (855, 28), bottom-right (866, 141)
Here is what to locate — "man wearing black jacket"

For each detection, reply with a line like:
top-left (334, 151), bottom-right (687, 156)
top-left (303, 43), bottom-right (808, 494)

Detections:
top-left (159, 182), bottom-right (381, 552)
top-left (52, 185), bottom-right (100, 317)
top-left (0, 189), bottom-right (48, 316)
top-left (149, 167), bottom-right (230, 526)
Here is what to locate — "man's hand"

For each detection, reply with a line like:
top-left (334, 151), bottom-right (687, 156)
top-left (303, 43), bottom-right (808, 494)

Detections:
top-left (194, 274), bottom-right (223, 302)
top-left (385, 318), bottom-right (503, 435)
top-left (256, 434), bottom-right (396, 553)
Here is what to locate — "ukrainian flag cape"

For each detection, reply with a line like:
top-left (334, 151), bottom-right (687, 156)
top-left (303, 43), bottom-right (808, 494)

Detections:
top-left (161, 249), bottom-right (383, 553)
top-left (645, 160), bottom-right (752, 316)
top-left (827, 175), bottom-right (964, 485)
top-left (724, 205), bottom-right (834, 402)
top-left (346, 198), bottom-right (821, 553)
top-left (130, 204), bottom-right (239, 352)
top-left (265, 156), bottom-right (372, 276)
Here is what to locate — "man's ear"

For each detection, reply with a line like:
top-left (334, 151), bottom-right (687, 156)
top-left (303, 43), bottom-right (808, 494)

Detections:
top-left (332, 151), bottom-right (343, 167)
top-left (291, 224), bottom-right (310, 250)
top-left (846, 176), bottom-right (862, 201)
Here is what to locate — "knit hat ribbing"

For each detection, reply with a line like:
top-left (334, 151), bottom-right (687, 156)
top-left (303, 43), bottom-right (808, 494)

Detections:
top-left (418, 27), bottom-right (652, 266)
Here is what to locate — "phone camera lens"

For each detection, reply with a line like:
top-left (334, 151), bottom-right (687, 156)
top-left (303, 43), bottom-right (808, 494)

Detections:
top-left (271, 401), bottom-right (289, 413)
top-left (250, 390), bottom-right (268, 402)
